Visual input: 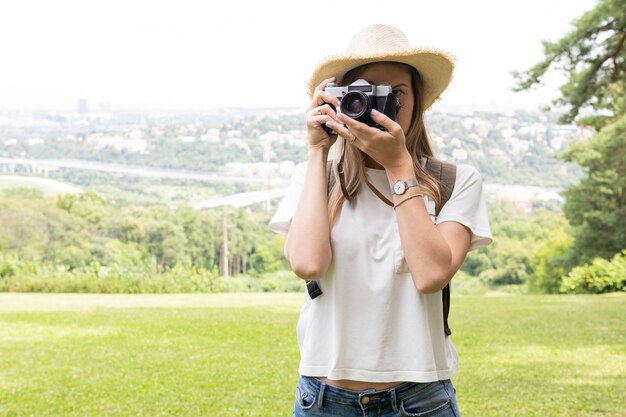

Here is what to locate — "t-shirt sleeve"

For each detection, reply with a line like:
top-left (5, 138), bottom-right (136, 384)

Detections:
top-left (436, 164), bottom-right (493, 251)
top-left (268, 162), bottom-right (307, 236)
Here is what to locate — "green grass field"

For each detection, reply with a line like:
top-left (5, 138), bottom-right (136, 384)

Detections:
top-left (0, 293), bottom-right (624, 417)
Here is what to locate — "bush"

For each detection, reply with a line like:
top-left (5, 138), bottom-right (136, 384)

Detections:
top-left (0, 258), bottom-right (226, 294)
top-left (560, 250), bottom-right (626, 294)
top-left (450, 270), bottom-right (488, 295)
top-left (224, 270), bottom-right (305, 293)
top-left (0, 257), bottom-right (17, 278)
top-left (528, 229), bottom-right (574, 293)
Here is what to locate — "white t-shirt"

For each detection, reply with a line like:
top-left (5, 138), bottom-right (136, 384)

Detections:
top-left (269, 161), bottom-right (492, 383)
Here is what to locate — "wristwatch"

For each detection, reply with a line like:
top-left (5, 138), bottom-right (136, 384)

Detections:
top-left (391, 179), bottom-right (419, 195)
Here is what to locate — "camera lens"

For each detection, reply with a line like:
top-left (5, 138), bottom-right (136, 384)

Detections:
top-left (341, 91), bottom-right (370, 119)
top-left (347, 97), bottom-right (365, 114)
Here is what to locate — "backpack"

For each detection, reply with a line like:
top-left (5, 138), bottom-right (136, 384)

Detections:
top-left (305, 157), bottom-right (457, 336)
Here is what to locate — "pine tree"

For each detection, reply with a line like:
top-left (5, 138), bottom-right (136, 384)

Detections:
top-left (513, 0), bottom-right (625, 263)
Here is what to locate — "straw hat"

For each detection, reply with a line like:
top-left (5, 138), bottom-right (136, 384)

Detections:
top-left (308, 24), bottom-right (456, 111)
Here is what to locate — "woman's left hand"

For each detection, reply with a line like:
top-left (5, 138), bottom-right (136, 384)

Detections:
top-left (326, 110), bottom-right (413, 170)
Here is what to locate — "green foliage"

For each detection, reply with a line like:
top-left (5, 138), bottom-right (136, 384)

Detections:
top-left (249, 234), bottom-right (289, 274)
top-left (528, 228), bottom-right (574, 293)
top-left (512, 0), bottom-right (625, 126)
top-left (66, 191), bottom-right (112, 234)
top-left (0, 257), bottom-right (17, 278)
top-left (0, 191), bottom-right (50, 261)
top-left (89, 238), bottom-right (146, 267)
top-left (560, 113), bottom-right (626, 263)
top-left (424, 110), bottom-right (586, 188)
top-left (560, 249), bottom-right (626, 293)
top-left (0, 188), bottom-right (289, 293)
top-left (2, 187), bottom-right (45, 199)
top-left (0, 260), bottom-right (226, 294)
top-left (56, 192), bottom-right (75, 212)
top-left (462, 200), bottom-right (571, 289)
top-left (450, 270), bottom-right (488, 296)
top-left (224, 270), bottom-right (305, 293)
top-left (513, 0), bottom-right (626, 270)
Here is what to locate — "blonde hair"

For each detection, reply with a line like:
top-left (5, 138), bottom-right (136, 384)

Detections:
top-left (328, 62), bottom-right (443, 226)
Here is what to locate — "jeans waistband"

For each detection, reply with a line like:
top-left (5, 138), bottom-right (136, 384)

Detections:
top-left (298, 375), bottom-right (448, 409)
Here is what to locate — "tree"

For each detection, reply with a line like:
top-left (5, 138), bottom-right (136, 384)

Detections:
top-left (176, 205), bottom-right (217, 270)
top-left (0, 189), bottom-right (50, 261)
top-left (529, 228), bottom-right (574, 293)
top-left (58, 190), bottom-right (113, 235)
top-left (512, 0), bottom-right (625, 127)
top-left (513, 0), bottom-right (626, 264)
top-left (561, 115), bottom-right (626, 262)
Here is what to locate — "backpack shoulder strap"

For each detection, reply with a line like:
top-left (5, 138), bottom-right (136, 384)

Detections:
top-left (326, 161), bottom-right (335, 199)
top-left (424, 157), bottom-right (457, 215)
top-left (425, 156), bottom-right (457, 336)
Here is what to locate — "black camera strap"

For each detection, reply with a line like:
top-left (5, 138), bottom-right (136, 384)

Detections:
top-left (337, 138), bottom-right (393, 207)
top-left (336, 138), bottom-right (354, 201)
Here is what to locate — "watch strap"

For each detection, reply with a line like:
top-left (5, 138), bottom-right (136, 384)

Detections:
top-left (391, 178), bottom-right (420, 195)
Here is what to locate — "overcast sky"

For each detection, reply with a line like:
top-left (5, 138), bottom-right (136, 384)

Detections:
top-left (0, 0), bottom-right (597, 112)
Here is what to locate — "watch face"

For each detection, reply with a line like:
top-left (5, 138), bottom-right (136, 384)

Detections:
top-left (393, 181), bottom-right (405, 195)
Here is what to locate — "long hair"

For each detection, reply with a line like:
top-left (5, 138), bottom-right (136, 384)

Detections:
top-left (327, 62), bottom-right (443, 226)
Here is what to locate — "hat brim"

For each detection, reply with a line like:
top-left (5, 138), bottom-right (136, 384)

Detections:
top-left (308, 49), bottom-right (456, 111)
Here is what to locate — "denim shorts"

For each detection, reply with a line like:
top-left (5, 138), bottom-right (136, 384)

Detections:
top-left (293, 375), bottom-right (460, 417)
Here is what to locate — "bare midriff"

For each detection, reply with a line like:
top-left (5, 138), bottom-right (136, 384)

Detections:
top-left (317, 377), bottom-right (405, 391)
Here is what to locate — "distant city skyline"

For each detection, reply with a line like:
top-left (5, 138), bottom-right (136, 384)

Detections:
top-left (0, 0), bottom-right (597, 112)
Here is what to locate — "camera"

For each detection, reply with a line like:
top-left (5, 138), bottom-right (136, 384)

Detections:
top-left (324, 79), bottom-right (399, 129)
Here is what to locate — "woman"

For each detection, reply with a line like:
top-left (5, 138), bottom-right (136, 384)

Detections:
top-left (270, 24), bottom-right (492, 417)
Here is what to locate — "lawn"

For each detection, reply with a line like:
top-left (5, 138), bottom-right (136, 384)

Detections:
top-left (0, 292), bottom-right (624, 417)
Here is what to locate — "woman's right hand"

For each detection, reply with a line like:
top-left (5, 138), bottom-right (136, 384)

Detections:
top-left (305, 77), bottom-right (341, 151)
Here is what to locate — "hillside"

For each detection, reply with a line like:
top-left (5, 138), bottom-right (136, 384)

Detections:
top-left (0, 109), bottom-right (589, 192)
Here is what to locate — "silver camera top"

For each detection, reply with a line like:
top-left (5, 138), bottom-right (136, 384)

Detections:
top-left (324, 79), bottom-right (393, 98)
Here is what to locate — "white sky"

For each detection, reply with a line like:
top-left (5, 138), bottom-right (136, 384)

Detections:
top-left (0, 0), bottom-right (597, 112)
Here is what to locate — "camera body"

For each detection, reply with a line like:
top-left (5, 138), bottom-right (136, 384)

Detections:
top-left (324, 79), bottom-right (398, 129)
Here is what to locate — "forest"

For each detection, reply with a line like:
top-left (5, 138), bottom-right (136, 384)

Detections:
top-left (1, 185), bottom-right (623, 295)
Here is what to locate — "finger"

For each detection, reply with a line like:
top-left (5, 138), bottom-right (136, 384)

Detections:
top-left (306, 106), bottom-right (335, 125)
top-left (311, 116), bottom-right (339, 140)
top-left (319, 92), bottom-right (341, 107)
top-left (335, 112), bottom-right (377, 139)
top-left (308, 91), bottom-right (341, 111)
top-left (313, 77), bottom-right (336, 94)
top-left (308, 115), bottom-right (336, 129)
top-left (306, 103), bottom-right (338, 119)
top-left (370, 109), bottom-right (402, 137)
top-left (325, 121), bottom-right (358, 145)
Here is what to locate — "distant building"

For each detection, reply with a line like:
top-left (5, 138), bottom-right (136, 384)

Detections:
top-left (451, 148), bottom-right (468, 161)
top-left (27, 138), bottom-right (45, 146)
top-left (484, 184), bottom-right (564, 213)
top-left (78, 98), bottom-right (88, 114)
top-left (85, 133), bottom-right (148, 153)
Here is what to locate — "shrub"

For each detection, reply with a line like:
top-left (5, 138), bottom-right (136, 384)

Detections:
top-left (224, 270), bottom-right (305, 293)
top-left (528, 229), bottom-right (574, 293)
top-left (0, 258), bottom-right (226, 294)
top-left (560, 250), bottom-right (626, 294)
top-left (450, 270), bottom-right (487, 295)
